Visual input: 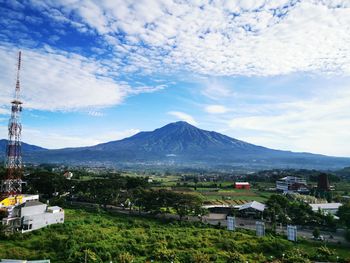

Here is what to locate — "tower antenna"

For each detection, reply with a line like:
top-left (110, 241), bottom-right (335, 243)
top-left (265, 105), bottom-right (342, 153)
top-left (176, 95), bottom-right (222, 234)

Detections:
top-left (1, 51), bottom-right (23, 196)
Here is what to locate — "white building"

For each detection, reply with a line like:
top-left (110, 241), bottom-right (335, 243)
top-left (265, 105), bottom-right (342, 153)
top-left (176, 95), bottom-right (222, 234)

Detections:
top-left (238, 201), bottom-right (265, 218)
top-left (309, 203), bottom-right (342, 215)
top-left (2, 201), bottom-right (64, 233)
top-left (276, 176), bottom-right (308, 193)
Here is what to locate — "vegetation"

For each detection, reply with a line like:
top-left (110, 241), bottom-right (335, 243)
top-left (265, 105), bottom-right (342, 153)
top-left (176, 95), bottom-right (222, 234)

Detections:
top-left (0, 208), bottom-right (349, 263)
top-left (2, 166), bottom-right (350, 262)
top-left (264, 194), bottom-right (336, 229)
top-left (337, 201), bottom-right (350, 242)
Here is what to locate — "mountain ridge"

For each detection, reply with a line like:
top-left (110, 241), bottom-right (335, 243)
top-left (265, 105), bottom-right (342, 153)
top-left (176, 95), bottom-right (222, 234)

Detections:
top-left (1, 122), bottom-right (349, 170)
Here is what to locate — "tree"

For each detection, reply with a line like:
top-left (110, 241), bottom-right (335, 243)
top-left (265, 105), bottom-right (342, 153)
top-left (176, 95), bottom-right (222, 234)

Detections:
top-left (264, 195), bottom-right (290, 227)
top-left (337, 202), bottom-right (350, 228)
top-left (224, 252), bottom-right (246, 263)
top-left (312, 227), bottom-right (320, 239)
top-left (171, 192), bottom-right (204, 220)
top-left (117, 252), bottom-right (134, 263)
top-left (316, 246), bottom-right (335, 261)
top-left (191, 252), bottom-right (210, 263)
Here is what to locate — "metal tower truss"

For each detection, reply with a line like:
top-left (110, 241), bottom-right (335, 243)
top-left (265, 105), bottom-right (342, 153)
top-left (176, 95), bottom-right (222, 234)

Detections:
top-left (1, 51), bottom-right (23, 196)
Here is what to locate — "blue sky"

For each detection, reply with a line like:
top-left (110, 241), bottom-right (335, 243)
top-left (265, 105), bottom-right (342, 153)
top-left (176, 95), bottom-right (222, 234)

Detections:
top-left (0, 0), bottom-right (350, 156)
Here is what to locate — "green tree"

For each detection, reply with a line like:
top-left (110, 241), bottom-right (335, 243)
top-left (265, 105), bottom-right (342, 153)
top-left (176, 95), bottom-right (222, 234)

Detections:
top-left (337, 202), bottom-right (350, 228)
top-left (224, 251), bottom-right (246, 263)
top-left (117, 252), bottom-right (134, 263)
top-left (316, 246), bottom-right (335, 261)
top-left (171, 192), bottom-right (204, 220)
top-left (191, 252), bottom-right (210, 263)
top-left (312, 227), bottom-right (320, 239)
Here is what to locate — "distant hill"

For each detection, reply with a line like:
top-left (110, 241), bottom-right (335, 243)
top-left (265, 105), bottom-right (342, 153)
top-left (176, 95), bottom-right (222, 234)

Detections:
top-left (0, 139), bottom-right (47, 158)
top-left (15, 121), bottom-right (350, 171)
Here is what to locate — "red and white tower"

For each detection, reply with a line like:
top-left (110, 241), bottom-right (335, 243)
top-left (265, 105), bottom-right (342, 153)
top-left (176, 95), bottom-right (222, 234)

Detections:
top-left (1, 51), bottom-right (23, 196)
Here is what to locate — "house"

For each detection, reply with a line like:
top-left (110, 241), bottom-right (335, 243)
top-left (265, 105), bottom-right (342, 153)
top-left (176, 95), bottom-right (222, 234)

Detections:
top-left (63, 171), bottom-right (73, 180)
top-left (309, 203), bottom-right (342, 215)
top-left (238, 201), bottom-right (265, 218)
top-left (0, 194), bottom-right (39, 208)
top-left (2, 201), bottom-right (64, 233)
top-left (276, 176), bottom-right (308, 193)
top-left (235, 182), bottom-right (250, 189)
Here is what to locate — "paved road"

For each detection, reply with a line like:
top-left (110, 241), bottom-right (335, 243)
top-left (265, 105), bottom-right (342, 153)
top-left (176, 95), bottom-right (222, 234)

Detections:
top-left (70, 201), bottom-right (349, 246)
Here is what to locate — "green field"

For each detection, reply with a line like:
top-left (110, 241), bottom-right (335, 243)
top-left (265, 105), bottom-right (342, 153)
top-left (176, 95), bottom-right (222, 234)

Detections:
top-left (0, 208), bottom-right (349, 263)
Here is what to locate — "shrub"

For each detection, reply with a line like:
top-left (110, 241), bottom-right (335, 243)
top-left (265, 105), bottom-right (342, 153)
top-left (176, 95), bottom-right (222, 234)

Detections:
top-left (117, 252), bottom-right (134, 263)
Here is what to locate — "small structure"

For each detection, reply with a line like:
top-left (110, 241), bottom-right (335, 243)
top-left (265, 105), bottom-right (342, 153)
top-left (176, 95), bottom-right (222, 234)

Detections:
top-left (309, 203), bottom-right (342, 215)
top-left (256, 221), bottom-right (265, 237)
top-left (2, 201), bottom-right (64, 233)
top-left (63, 171), bottom-right (73, 180)
top-left (235, 182), bottom-right (250, 189)
top-left (276, 176), bottom-right (308, 194)
top-left (227, 216), bottom-right (235, 231)
top-left (238, 201), bottom-right (265, 218)
top-left (287, 225), bottom-right (297, 242)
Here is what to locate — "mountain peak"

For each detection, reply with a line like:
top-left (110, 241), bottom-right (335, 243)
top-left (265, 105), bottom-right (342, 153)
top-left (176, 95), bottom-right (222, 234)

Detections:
top-left (163, 121), bottom-right (196, 129)
top-left (13, 122), bottom-right (350, 170)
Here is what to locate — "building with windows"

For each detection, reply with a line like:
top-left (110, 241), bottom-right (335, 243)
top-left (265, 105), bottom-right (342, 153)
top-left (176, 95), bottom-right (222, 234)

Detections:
top-left (276, 176), bottom-right (308, 193)
top-left (2, 201), bottom-right (64, 233)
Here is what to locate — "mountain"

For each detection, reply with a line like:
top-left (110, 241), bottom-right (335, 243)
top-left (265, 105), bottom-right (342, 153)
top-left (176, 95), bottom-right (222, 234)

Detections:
top-left (0, 139), bottom-right (47, 158)
top-left (20, 121), bottom-right (350, 170)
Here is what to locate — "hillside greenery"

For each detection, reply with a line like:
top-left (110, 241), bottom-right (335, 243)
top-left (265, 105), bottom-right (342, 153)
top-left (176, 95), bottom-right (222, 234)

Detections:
top-left (0, 208), bottom-right (349, 263)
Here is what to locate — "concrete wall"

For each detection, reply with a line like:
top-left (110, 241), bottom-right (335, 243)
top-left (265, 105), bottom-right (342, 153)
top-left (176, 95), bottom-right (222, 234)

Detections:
top-left (21, 211), bottom-right (64, 233)
top-left (20, 204), bottom-right (47, 217)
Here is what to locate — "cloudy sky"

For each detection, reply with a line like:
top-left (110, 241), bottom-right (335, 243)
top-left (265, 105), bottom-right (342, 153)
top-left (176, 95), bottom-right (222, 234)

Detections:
top-left (0, 0), bottom-right (350, 156)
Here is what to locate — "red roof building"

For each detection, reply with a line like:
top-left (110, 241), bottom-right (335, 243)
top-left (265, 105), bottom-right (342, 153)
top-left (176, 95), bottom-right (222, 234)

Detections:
top-left (235, 182), bottom-right (250, 189)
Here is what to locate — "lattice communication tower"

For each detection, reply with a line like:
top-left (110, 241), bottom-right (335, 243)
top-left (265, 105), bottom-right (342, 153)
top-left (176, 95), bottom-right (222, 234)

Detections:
top-left (1, 51), bottom-right (23, 196)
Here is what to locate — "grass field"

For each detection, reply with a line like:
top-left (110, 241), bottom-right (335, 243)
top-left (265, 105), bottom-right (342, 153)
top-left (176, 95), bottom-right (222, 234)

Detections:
top-left (0, 208), bottom-right (349, 263)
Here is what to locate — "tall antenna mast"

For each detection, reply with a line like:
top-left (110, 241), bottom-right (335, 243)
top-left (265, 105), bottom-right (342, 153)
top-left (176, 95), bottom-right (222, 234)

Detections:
top-left (1, 51), bottom-right (23, 196)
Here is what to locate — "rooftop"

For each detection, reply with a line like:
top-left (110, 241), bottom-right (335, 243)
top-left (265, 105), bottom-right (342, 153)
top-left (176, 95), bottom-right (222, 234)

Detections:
top-left (20, 201), bottom-right (45, 208)
top-left (310, 203), bottom-right (342, 210)
top-left (239, 201), bottom-right (265, 212)
top-left (278, 176), bottom-right (304, 181)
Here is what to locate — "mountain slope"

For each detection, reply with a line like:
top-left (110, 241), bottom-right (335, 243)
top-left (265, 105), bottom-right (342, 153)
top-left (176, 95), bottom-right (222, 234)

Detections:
top-left (0, 139), bottom-right (47, 157)
top-left (23, 121), bottom-right (350, 170)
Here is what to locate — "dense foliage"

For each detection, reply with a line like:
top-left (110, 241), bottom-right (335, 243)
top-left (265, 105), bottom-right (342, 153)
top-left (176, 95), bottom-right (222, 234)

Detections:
top-left (264, 194), bottom-right (336, 229)
top-left (0, 208), bottom-right (349, 263)
top-left (337, 202), bottom-right (350, 242)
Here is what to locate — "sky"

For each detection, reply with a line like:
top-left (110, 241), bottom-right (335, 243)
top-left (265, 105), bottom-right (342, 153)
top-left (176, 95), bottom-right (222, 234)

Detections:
top-left (0, 0), bottom-right (350, 156)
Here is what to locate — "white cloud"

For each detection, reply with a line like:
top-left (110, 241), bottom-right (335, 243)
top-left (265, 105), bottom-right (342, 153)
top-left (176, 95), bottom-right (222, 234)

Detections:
top-left (168, 111), bottom-right (197, 125)
top-left (226, 84), bottom-right (350, 156)
top-left (201, 79), bottom-right (234, 100)
top-left (88, 111), bottom-right (104, 117)
top-left (205, 105), bottom-right (229, 114)
top-left (25, 0), bottom-right (350, 76)
top-left (0, 124), bottom-right (140, 149)
top-left (0, 45), bottom-right (162, 111)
